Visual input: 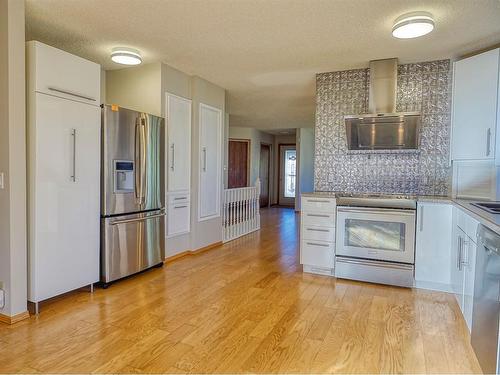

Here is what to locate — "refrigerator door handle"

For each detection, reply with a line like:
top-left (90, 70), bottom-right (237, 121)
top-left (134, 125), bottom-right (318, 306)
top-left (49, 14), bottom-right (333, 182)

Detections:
top-left (140, 117), bottom-right (147, 205)
top-left (134, 119), bottom-right (141, 204)
top-left (110, 212), bottom-right (166, 225)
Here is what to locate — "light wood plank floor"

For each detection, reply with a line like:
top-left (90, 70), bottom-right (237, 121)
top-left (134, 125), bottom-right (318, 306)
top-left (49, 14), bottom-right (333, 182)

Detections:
top-left (0, 207), bottom-right (482, 373)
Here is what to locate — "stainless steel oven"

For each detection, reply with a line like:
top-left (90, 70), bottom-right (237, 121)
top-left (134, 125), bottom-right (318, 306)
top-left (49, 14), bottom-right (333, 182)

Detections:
top-left (335, 195), bottom-right (416, 287)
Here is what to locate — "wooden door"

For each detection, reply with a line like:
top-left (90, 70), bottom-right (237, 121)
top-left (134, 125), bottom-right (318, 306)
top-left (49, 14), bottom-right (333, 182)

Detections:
top-left (259, 144), bottom-right (270, 207)
top-left (228, 140), bottom-right (249, 188)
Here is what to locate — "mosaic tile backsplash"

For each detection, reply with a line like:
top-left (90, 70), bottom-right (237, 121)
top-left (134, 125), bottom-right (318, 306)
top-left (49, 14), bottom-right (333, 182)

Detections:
top-left (314, 60), bottom-right (452, 196)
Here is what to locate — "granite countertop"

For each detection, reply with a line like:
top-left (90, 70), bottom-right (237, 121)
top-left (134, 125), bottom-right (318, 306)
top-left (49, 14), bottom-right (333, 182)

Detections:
top-left (301, 191), bottom-right (500, 234)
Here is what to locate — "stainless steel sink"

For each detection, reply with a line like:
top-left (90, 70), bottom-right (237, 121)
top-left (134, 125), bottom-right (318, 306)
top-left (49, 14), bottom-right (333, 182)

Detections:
top-left (471, 202), bottom-right (500, 214)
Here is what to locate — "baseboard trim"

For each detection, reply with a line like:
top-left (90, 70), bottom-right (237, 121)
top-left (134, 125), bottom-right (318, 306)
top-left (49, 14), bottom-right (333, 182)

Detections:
top-left (164, 241), bottom-right (223, 264)
top-left (192, 241), bottom-right (223, 255)
top-left (0, 311), bottom-right (30, 325)
top-left (164, 250), bottom-right (191, 263)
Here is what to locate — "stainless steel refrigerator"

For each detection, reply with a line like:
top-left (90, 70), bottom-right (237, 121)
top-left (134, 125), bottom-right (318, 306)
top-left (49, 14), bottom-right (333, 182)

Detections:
top-left (101, 105), bottom-right (165, 285)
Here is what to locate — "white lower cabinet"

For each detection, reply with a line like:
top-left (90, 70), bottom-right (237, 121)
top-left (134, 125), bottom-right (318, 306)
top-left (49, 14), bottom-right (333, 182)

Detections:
top-left (300, 195), bottom-right (336, 276)
top-left (167, 191), bottom-right (190, 237)
top-left (415, 202), bottom-right (453, 291)
top-left (451, 206), bottom-right (480, 332)
top-left (463, 237), bottom-right (477, 331)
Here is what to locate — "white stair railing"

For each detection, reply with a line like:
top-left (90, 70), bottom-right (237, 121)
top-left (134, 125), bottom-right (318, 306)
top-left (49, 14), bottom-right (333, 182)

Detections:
top-left (223, 178), bottom-right (261, 242)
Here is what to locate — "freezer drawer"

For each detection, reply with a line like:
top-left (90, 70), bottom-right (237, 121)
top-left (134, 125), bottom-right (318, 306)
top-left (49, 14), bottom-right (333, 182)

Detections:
top-left (101, 210), bottom-right (165, 283)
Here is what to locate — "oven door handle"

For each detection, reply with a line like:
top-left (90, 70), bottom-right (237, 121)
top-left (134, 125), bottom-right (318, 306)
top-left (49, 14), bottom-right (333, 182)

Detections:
top-left (337, 207), bottom-right (415, 216)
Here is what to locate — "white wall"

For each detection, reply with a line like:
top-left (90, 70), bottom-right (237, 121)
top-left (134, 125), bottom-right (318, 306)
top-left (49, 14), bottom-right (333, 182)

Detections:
top-left (296, 128), bottom-right (315, 210)
top-left (0, 0), bottom-right (28, 317)
top-left (106, 63), bottom-right (162, 116)
top-left (228, 126), bottom-right (274, 187)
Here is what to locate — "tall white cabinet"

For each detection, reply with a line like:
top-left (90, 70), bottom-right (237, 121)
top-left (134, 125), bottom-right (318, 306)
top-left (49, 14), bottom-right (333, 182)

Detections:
top-left (198, 103), bottom-right (222, 221)
top-left (27, 41), bottom-right (100, 308)
top-left (451, 48), bottom-right (500, 162)
top-left (165, 93), bottom-right (192, 237)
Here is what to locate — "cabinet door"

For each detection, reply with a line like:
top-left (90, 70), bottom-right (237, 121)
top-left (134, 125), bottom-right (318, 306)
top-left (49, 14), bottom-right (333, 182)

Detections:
top-left (451, 226), bottom-right (467, 312)
top-left (166, 93), bottom-right (191, 192)
top-left (167, 203), bottom-right (190, 237)
top-left (198, 103), bottom-right (222, 220)
top-left (28, 41), bottom-right (101, 105)
top-left (30, 93), bottom-right (100, 302)
top-left (452, 49), bottom-right (499, 161)
top-left (415, 202), bottom-right (452, 290)
top-left (463, 238), bottom-right (477, 332)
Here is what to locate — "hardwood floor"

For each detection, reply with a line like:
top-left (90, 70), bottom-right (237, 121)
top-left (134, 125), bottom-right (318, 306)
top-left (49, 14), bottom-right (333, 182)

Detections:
top-left (0, 207), bottom-right (482, 373)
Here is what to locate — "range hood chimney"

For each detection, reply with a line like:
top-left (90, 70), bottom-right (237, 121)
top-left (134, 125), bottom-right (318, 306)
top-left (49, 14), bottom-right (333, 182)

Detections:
top-left (368, 58), bottom-right (398, 114)
top-left (344, 58), bottom-right (421, 151)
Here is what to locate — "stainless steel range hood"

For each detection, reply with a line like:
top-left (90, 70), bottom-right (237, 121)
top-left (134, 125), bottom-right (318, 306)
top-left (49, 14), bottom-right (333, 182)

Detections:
top-left (345, 58), bottom-right (421, 151)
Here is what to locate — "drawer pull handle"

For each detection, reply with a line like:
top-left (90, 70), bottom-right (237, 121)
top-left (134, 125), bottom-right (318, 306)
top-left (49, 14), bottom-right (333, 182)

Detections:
top-left (306, 214), bottom-right (330, 218)
top-left (307, 199), bottom-right (331, 203)
top-left (174, 197), bottom-right (187, 200)
top-left (306, 242), bottom-right (330, 247)
top-left (174, 205), bottom-right (188, 209)
top-left (306, 228), bottom-right (329, 233)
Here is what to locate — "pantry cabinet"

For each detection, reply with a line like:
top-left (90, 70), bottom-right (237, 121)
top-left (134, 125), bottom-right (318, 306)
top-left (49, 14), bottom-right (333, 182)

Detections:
top-left (451, 48), bottom-right (500, 162)
top-left (165, 93), bottom-right (192, 237)
top-left (198, 103), bottom-right (223, 221)
top-left (166, 93), bottom-right (191, 192)
top-left (27, 41), bottom-right (100, 306)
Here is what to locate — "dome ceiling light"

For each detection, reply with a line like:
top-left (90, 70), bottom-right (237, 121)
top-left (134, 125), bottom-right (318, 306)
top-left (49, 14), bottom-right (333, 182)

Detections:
top-left (111, 47), bottom-right (142, 65)
top-left (392, 12), bottom-right (435, 39)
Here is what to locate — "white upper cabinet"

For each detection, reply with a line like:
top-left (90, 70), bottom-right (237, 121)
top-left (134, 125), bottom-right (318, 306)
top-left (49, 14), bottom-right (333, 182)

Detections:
top-left (451, 48), bottom-right (500, 161)
top-left (414, 202), bottom-right (453, 291)
top-left (198, 103), bottom-right (222, 221)
top-left (166, 93), bottom-right (191, 192)
top-left (27, 41), bottom-right (101, 105)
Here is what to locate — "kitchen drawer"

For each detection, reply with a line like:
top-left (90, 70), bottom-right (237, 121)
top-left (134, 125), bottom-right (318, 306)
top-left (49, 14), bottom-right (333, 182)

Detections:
top-left (301, 196), bottom-right (336, 213)
top-left (302, 211), bottom-right (335, 228)
top-left (167, 191), bottom-right (190, 205)
top-left (167, 203), bottom-right (190, 237)
top-left (300, 240), bottom-right (335, 268)
top-left (302, 225), bottom-right (335, 242)
top-left (27, 41), bottom-right (100, 105)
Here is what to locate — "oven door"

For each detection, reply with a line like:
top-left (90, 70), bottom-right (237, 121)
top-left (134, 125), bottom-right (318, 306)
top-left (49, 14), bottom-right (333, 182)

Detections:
top-left (336, 207), bottom-right (416, 264)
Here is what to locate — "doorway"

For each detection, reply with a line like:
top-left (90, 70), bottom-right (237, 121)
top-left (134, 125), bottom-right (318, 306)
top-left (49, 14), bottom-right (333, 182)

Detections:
top-left (278, 144), bottom-right (296, 206)
top-left (259, 143), bottom-right (271, 207)
top-left (228, 139), bottom-right (250, 188)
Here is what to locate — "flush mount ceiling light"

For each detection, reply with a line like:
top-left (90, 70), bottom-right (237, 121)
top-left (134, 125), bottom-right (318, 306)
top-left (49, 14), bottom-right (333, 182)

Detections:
top-left (111, 47), bottom-right (142, 65)
top-left (392, 12), bottom-right (434, 39)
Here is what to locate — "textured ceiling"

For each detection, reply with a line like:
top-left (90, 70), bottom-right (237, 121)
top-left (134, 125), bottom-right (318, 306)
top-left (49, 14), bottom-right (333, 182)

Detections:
top-left (26, 0), bottom-right (500, 130)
